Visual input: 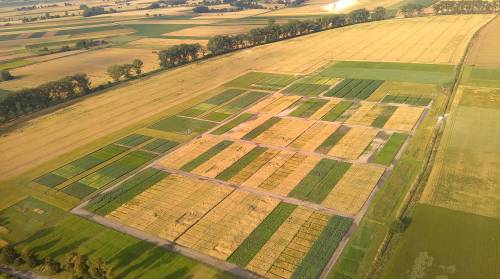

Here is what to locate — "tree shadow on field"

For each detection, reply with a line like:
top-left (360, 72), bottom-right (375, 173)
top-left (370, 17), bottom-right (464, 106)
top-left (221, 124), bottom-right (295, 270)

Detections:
top-left (110, 241), bottom-right (153, 271)
top-left (164, 267), bottom-right (190, 279)
top-left (115, 245), bottom-right (177, 278)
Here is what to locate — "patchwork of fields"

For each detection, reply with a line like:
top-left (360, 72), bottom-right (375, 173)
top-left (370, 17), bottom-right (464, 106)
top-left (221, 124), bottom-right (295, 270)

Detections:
top-left (24, 66), bottom-right (434, 277)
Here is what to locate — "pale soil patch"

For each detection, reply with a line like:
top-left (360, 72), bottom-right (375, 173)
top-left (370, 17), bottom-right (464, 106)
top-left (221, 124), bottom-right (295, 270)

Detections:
top-left (129, 38), bottom-right (209, 47)
top-left (0, 48), bottom-right (159, 91)
top-left (165, 25), bottom-right (260, 37)
top-left (322, 164), bottom-right (385, 215)
top-left (27, 50), bottom-right (87, 62)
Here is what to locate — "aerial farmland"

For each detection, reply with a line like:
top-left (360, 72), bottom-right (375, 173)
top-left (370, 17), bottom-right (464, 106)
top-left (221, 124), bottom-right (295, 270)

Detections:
top-left (0, 0), bottom-right (498, 278)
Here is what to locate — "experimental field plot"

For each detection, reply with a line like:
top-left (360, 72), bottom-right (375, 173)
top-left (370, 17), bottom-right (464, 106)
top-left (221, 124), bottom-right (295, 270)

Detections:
top-left (325, 79), bottom-right (384, 99)
top-left (224, 72), bottom-right (299, 91)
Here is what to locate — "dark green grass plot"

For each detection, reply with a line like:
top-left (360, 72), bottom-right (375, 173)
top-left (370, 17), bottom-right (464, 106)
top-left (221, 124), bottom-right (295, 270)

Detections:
top-left (181, 140), bottom-right (233, 171)
top-left (227, 203), bottom-right (297, 266)
top-left (62, 182), bottom-right (97, 199)
top-left (372, 133), bottom-right (408, 165)
top-left (315, 126), bottom-right (350, 154)
top-left (371, 106), bottom-right (397, 128)
top-left (290, 98), bottom-right (328, 118)
top-left (292, 216), bottom-right (353, 279)
top-left (288, 159), bottom-right (350, 203)
top-left (121, 24), bottom-right (197, 37)
top-left (216, 147), bottom-right (267, 181)
top-left (211, 113), bottom-right (254, 135)
top-left (322, 101), bottom-right (353, 122)
top-left (284, 83), bottom-right (330, 96)
top-left (142, 139), bottom-right (179, 153)
top-left (326, 79), bottom-right (383, 99)
top-left (56, 25), bottom-right (126, 36)
top-left (115, 134), bottom-right (152, 147)
top-left (150, 115), bottom-right (216, 135)
top-left (242, 117), bottom-right (281, 140)
top-left (33, 173), bottom-right (67, 188)
top-left (29, 31), bottom-right (46, 38)
top-left (86, 168), bottom-right (169, 215)
top-left (381, 95), bottom-right (432, 106)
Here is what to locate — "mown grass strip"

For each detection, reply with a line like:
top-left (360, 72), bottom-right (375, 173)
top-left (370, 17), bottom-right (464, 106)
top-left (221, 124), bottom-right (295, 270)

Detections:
top-left (227, 202), bottom-right (297, 266)
top-left (372, 106), bottom-right (397, 128)
top-left (291, 216), bottom-right (353, 279)
top-left (211, 113), bottom-right (254, 135)
top-left (290, 99), bottom-right (328, 118)
top-left (181, 140), bottom-right (233, 171)
top-left (315, 126), bottom-right (350, 154)
top-left (216, 147), bottom-right (267, 181)
top-left (86, 168), bottom-right (169, 215)
top-left (373, 133), bottom-right (408, 165)
top-left (322, 101), bottom-right (353, 122)
top-left (242, 117), bottom-right (281, 140)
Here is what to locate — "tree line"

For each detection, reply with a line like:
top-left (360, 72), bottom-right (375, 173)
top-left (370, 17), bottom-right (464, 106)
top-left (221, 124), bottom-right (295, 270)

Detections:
top-left (0, 245), bottom-right (112, 278)
top-left (107, 59), bottom-right (144, 81)
top-left (433, 0), bottom-right (500, 14)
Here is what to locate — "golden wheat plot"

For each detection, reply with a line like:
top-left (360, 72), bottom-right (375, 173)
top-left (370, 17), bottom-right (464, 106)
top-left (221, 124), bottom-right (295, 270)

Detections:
top-left (254, 118), bottom-right (314, 147)
top-left (288, 122), bottom-right (340, 152)
top-left (258, 154), bottom-right (321, 196)
top-left (309, 99), bottom-right (341, 120)
top-left (176, 191), bottom-right (279, 260)
top-left (156, 136), bottom-right (221, 169)
top-left (322, 164), bottom-right (385, 215)
top-left (106, 174), bottom-right (232, 241)
top-left (249, 95), bottom-right (302, 115)
top-left (247, 94), bottom-right (283, 113)
top-left (243, 150), bottom-right (295, 188)
top-left (224, 114), bottom-right (273, 139)
top-left (192, 142), bottom-right (256, 178)
top-left (384, 106), bottom-right (424, 132)
top-left (229, 149), bottom-right (281, 184)
top-left (328, 127), bottom-right (379, 160)
top-left (345, 103), bottom-right (384, 126)
top-left (264, 212), bottom-right (329, 279)
top-left (246, 206), bottom-right (315, 276)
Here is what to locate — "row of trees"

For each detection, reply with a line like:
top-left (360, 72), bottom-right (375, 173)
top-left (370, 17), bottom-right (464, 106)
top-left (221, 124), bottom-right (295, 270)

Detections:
top-left (158, 44), bottom-right (204, 68)
top-left (400, 3), bottom-right (425, 17)
top-left (0, 74), bottom-right (91, 121)
top-left (80, 5), bottom-right (116, 17)
top-left (0, 245), bottom-right (112, 278)
top-left (106, 59), bottom-right (144, 81)
top-left (433, 0), bottom-right (500, 14)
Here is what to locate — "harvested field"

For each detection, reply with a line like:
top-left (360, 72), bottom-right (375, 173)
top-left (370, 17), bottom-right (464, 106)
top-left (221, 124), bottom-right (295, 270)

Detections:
top-left (156, 136), bottom-right (221, 170)
top-left (466, 16), bottom-right (500, 67)
top-left (106, 174), bottom-right (232, 241)
top-left (0, 48), bottom-right (159, 90)
top-left (288, 122), bottom-right (340, 152)
top-left (248, 95), bottom-right (302, 115)
top-left (176, 191), bottom-right (279, 260)
top-left (383, 106), bottom-right (425, 132)
top-left (321, 164), bottom-right (385, 214)
top-left (166, 25), bottom-right (260, 37)
top-left (254, 117), bottom-right (314, 147)
top-left (27, 50), bottom-right (87, 62)
top-left (328, 126), bottom-right (379, 160)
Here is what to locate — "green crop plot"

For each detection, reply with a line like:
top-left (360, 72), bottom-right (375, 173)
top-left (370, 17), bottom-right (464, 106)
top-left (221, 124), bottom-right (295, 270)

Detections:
top-left (204, 91), bottom-right (267, 121)
top-left (289, 159), bottom-right (351, 203)
top-left (292, 216), bottom-right (353, 279)
top-left (316, 126), bottom-right (350, 154)
top-left (0, 34), bottom-right (18, 41)
top-left (62, 182), bottom-right (97, 199)
top-left (122, 24), bottom-right (197, 37)
top-left (290, 98), bottom-right (328, 118)
top-left (180, 89), bottom-right (245, 117)
top-left (34, 144), bottom-right (129, 188)
top-left (211, 113), bottom-right (254, 135)
top-left (29, 31), bottom-right (46, 38)
top-left (326, 79), bottom-right (384, 99)
top-left (216, 147), bottom-right (267, 181)
top-left (382, 94), bottom-right (432, 106)
top-left (242, 117), bottom-right (281, 140)
top-left (115, 134), bottom-right (152, 147)
top-left (56, 25), bottom-right (126, 36)
top-left (87, 168), bottom-right (169, 215)
top-left (373, 133), bottom-right (408, 165)
top-left (150, 115), bottom-right (217, 135)
top-left (181, 140), bottom-right (233, 171)
top-left (322, 101), bottom-right (353, 122)
top-left (284, 83), bottom-right (330, 96)
top-left (0, 59), bottom-right (33, 71)
top-left (142, 139), bottom-right (179, 153)
top-left (228, 203), bottom-right (297, 266)
top-left (225, 72), bottom-right (298, 90)
top-left (371, 106), bottom-right (398, 127)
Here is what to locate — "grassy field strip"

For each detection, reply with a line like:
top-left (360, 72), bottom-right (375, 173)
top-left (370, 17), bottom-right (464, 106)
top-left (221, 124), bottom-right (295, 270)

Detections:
top-left (156, 136), bottom-right (222, 169)
top-left (288, 122), bottom-right (340, 152)
top-left (289, 98), bottom-right (329, 118)
top-left (180, 140), bottom-right (233, 172)
top-left (34, 144), bottom-right (129, 188)
top-left (315, 126), bottom-right (350, 154)
top-left (283, 83), bottom-right (331, 96)
top-left (381, 95), bottom-right (432, 106)
top-left (244, 206), bottom-right (313, 276)
top-left (372, 133), bottom-right (408, 166)
top-left (228, 149), bottom-right (282, 184)
top-left (85, 168), bottom-right (169, 215)
top-left (243, 150), bottom-right (295, 188)
top-left (215, 146), bottom-right (268, 181)
top-left (227, 202), bottom-right (298, 266)
top-left (211, 113), bottom-right (254, 135)
top-left (328, 127), bottom-right (379, 160)
top-left (309, 99), bottom-right (341, 120)
top-left (254, 118), bottom-right (315, 147)
top-left (62, 150), bottom-right (158, 199)
top-left (225, 114), bottom-right (274, 139)
top-left (249, 95), bottom-right (303, 115)
top-left (150, 115), bottom-right (218, 135)
top-left (114, 133), bottom-right (152, 148)
top-left (241, 117), bottom-right (281, 140)
top-left (176, 191), bottom-right (280, 260)
top-left (325, 79), bottom-right (384, 100)
top-left (106, 174), bottom-right (233, 242)
top-left (321, 164), bottom-right (385, 214)
top-left (179, 88), bottom-right (245, 117)
top-left (289, 159), bottom-right (351, 204)
top-left (191, 141), bottom-right (256, 178)
top-left (383, 106), bottom-right (425, 132)
top-left (321, 101), bottom-right (354, 122)
top-left (203, 91), bottom-right (269, 122)
top-left (225, 72), bottom-right (299, 91)
top-left (371, 105), bottom-right (398, 128)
